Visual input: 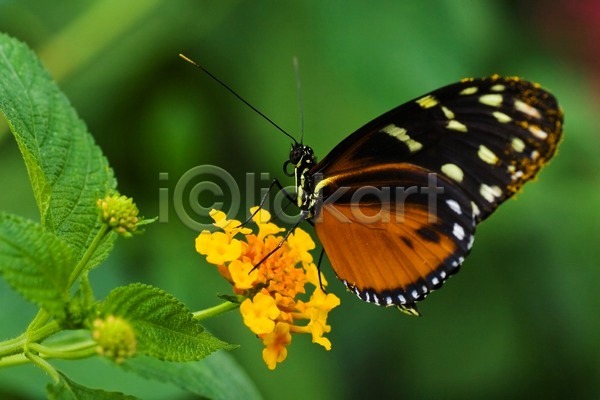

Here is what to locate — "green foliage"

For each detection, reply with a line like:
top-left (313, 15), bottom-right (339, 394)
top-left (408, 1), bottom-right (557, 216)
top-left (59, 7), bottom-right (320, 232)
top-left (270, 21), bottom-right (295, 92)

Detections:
top-left (0, 31), bottom-right (116, 270)
top-left (0, 32), bottom-right (249, 399)
top-left (101, 283), bottom-right (235, 361)
top-left (47, 372), bottom-right (139, 400)
top-left (0, 213), bottom-right (73, 320)
top-left (122, 352), bottom-right (261, 400)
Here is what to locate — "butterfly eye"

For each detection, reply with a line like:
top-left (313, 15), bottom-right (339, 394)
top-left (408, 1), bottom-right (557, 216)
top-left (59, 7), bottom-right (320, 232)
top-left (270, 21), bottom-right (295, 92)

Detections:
top-left (289, 145), bottom-right (304, 165)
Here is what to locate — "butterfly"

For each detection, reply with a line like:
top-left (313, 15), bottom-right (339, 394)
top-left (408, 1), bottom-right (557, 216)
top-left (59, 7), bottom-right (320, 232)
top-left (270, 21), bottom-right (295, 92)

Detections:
top-left (285, 75), bottom-right (563, 315)
top-left (179, 56), bottom-right (563, 315)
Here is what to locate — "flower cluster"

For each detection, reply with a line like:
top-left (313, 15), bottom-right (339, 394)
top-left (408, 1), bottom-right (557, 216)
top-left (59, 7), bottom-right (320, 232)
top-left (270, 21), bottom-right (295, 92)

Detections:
top-left (196, 208), bottom-right (340, 370)
top-left (97, 194), bottom-right (140, 237)
top-left (92, 315), bottom-right (137, 364)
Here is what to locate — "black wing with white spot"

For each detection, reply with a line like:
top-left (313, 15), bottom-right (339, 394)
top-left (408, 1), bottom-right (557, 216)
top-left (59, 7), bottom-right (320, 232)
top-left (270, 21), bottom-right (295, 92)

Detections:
top-left (313, 75), bottom-right (563, 222)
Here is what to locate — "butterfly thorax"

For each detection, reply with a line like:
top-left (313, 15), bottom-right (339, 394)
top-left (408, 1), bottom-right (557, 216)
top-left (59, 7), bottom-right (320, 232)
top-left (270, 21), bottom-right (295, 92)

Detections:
top-left (288, 144), bottom-right (319, 215)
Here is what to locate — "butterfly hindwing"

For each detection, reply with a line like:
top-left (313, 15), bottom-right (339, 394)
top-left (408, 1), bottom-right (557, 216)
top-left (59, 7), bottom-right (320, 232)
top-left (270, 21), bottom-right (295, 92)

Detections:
top-left (314, 163), bottom-right (476, 312)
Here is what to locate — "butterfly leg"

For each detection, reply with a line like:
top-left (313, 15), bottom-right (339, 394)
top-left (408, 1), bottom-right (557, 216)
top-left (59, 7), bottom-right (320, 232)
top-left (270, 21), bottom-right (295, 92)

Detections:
top-left (238, 178), bottom-right (296, 228)
top-left (251, 209), bottom-right (310, 271)
top-left (315, 248), bottom-right (327, 292)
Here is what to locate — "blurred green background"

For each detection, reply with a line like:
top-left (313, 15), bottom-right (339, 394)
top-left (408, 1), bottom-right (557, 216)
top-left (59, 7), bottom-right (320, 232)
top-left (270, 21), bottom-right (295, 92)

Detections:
top-left (1, 1), bottom-right (599, 399)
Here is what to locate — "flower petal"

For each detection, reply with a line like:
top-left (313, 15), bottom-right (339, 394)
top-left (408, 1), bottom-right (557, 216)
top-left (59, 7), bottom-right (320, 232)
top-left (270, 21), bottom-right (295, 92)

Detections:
top-left (240, 291), bottom-right (280, 335)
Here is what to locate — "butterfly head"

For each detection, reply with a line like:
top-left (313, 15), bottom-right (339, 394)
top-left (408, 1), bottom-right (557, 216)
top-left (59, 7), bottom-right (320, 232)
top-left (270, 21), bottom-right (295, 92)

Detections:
top-left (285, 144), bottom-right (316, 176)
top-left (289, 144), bottom-right (315, 166)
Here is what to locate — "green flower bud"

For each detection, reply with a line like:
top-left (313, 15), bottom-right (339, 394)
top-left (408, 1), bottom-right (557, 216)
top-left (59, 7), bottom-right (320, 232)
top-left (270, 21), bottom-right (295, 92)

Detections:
top-left (92, 315), bottom-right (137, 363)
top-left (97, 194), bottom-right (140, 237)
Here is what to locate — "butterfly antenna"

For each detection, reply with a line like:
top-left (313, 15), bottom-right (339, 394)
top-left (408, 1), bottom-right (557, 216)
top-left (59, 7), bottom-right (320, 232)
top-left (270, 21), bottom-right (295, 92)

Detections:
top-left (292, 56), bottom-right (305, 144)
top-left (179, 54), bottom-right (298, 144)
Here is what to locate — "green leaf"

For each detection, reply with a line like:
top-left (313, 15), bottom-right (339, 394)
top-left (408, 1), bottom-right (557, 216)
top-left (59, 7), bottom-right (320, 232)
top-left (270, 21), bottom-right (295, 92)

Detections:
top-left (101, 283), bottom-right (235, 361)
top-left (0, 213), bottom-right (74, 319)
top-left (47, 371), bottom-right (139, 400)
top-left (0, 33), bottom-right (117, 268)
top-left (122, 352), bottom-right (262, 400)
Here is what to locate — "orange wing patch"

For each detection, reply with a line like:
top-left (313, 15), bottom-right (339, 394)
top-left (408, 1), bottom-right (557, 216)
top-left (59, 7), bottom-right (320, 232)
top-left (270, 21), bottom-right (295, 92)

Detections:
top-left (315, 201), bottom-right (471, 310)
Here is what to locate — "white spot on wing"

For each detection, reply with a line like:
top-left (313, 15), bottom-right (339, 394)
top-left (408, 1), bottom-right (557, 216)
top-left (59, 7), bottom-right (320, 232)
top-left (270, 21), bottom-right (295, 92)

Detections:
top-left (479, 94), bottom-right (503, 107)
top-left (478, 145), bottom-right (499, 165)
top-left (492, 111), bottom-right (512, 123)
top-left (529, 125), bottom-right (548, 139)
top-left (416, 95), bottom-right (438, 108)
top-left (442, 106), bottom-right (455, 119)
top-left (381, 124), bottom-right (423, 153)
top-left (447, 120), bottom-right (468, 132)
top-left (480, 184), bottom-right (503, 202)
top-left (446, 199), bottom-right (462, 215)
top-left (491, 84), bottom-right (505, 91)
top-left (515, 99), bottom-right (542, 119)
top-left (441, 163), bottom-right (464, 182)
top-left (471, 201), bottom-right (480, 217)
top-left (511, 170), bottom-right (524, 180)
top-left (467, 235), bottom-right (475, 249)
top-left (460, 86), bottom-right (478, 95)
top-left (453, 223), bottom-right (465, 241)
top-left (511, 137), bottom-right (526, 152)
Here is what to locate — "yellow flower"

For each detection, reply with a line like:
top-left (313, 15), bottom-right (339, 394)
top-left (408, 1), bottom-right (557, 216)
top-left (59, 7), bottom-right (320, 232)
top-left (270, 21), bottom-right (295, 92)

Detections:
top-left (250, 207), bottom-right (285, 240)
top-left (262, 322), bottom-right (292, 370)
top-left (294, 289), bottom-right (341, 350)
top-left (210, 209), bottom-right (251, 238)
top-left (229, 260), bottom-right (259, 290)
top-left (287, 228), bottom-right (315, 265)
top-left (195, 231), bottom-right (242, 265)
top-left (196, 207), bottom-right (340, 369)
top-left (303, 262), bottom-right (327, 288)
top-left (240, 290), bottom-right (280, 334)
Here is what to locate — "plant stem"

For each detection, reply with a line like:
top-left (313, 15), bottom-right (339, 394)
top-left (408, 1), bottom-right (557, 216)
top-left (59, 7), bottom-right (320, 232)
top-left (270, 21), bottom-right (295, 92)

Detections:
top-left (28, 308), bottom-right (50, 331)
top-left (25, 351), bottom-right (60, 383)
top-left (0, 339), bottom-right (98, 369)
top-left (0, 321), bottom-right (60, 359)
top-left (0, 354), bottom-right (29, 368)
top-left (0, 336), bottom-right (25, 358)
top-left (28, 340), bottom-right (97, 359)
top-left (192, 301), bottom-right (240, 321)
top-left (68, 224), bottom-right (109, 287)
top-left (0, 333), bottom-right (26, 348)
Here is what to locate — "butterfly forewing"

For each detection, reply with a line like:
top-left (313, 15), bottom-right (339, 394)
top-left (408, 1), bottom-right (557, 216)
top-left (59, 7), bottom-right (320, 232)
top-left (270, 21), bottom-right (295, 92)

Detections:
top-left (309, 75), bottom-right (563, 310)
top-left (313, 75), bottom-right (563, 222)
